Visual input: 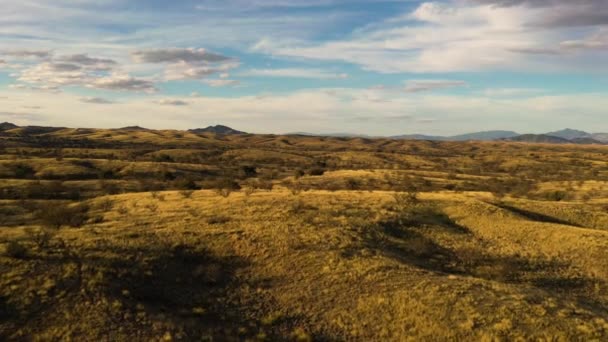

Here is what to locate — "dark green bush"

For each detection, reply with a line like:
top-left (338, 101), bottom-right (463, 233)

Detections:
top-left (37, 202), bottom-right (90, 229)
top-left (5, 241), bottom-right (28, 259)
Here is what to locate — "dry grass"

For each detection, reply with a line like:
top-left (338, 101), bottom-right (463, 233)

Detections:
top-left (1, 189), bottom-right (608, 340)
top-left (1, 128), bottom-right (608, 340)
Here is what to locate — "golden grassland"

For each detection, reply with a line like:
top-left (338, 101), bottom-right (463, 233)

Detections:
top-left (1, 127), bottom-right (608, 340)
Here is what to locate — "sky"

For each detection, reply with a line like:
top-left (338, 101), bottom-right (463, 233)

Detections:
top-left (0, 0), bottom-right (607, 135)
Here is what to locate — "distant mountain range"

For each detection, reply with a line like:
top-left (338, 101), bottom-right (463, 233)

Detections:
top-left (293, 128), bottom-right (608, 144)
top-left (505, 129), bottom-right (607, 144)
top-left (392, 130), bottom-right (520, 141)
top-left (1, 122), bottom-right (607, 145)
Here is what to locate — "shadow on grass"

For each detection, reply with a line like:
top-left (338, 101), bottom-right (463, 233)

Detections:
top-left (2, 242), bottom-right (321, 341)
top-left (0, 295), bottom-right (16, 322)
top-left (494, 203), bottom-right (581, 227)
top-left (354, 214), bottom-right (601, 301)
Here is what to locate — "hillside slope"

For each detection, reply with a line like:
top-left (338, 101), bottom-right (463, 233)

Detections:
top-left (1, 190), bottom-right (607, 340)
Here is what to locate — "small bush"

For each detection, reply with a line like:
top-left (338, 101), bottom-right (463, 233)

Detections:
top-left (37, 202), bottom-right (89, 229)
top-left (254, 179), bottom-right (274, 192)
top-left (308, 168), bottom-right (325, 176)
top-left (392, 191), bottom-right (419, 210)
top-left (151, 191), bottom-right (166, 201)
top-left (208, 178), bottom-right (241, 197)
top-left (174, 177), bottom-right (199, 190)
top-left (25, 227), bottom-right (56, 249)
top-left (145, 203), bottom-right (158, 213)
top-left (240, 165), bottom-right (257, 178)
top-left (97, 198), bottom-right (114, 212)
top-left (243, 187), bottom-right (255, 197)
top-left (13, 164), bottom-right (36, 179)
top-left (179, 190), bottom-right (195, 199)
top-left (207, 215), bottom-right (230, 225)
top-left (294, 169), bottom-right (305, 179)
top-left (5, 241), bottom-right (28, 259)
top-left (543, 191), bottom-right (569, 202)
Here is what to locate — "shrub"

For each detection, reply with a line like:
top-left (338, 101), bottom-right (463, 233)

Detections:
top-left (543, 191), bottom-right (569, 202)
top-left (144, 203), bottom-right (158, 213)
top-left (208, 178), bottom-right (241, 197)
top-left (345, 178), bottom-right (360, 190)
top-left (284, 180), bottom-right (304, 195)
top-left (240, 165), bottom-right (257, 178)
top-left (392, 191), bottom-right (419, 210)
top-left (179, 190), bottom-right (195, 199)
top-left (254, 179), bottom-right (274, 192)
top-left (97, 198), bottom-right (114, 212)
top-left (173, 177), bottom-right (199, 190)
top-left (5, 241), bottom-right (28, 259)
top-left (243, 187), bottom-right (255, 197)
top-left (25, 227), bottom-right (55, 249)
top-left (37, 202), bottom-right (89, 229)
top-left (151, 191), bottom-right (166, 201)
top-left (13, 164), bottom-right (36, 179)
top-left (308, 168), bottom-right (325, 176)
top-left (207, 215), bottom-right (230, 225)
top-left (294, 169), bottom-right (305, 179)
top-left (216, 188), bottom-right (232, 198)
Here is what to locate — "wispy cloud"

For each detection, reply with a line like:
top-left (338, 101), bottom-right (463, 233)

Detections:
top-left (241, 68), bottom-right (348, 79)
top-left (156, 99), bottom-right (189, 106)
top-left (1, 50), bottom-right (51, 59)
top-left (0, 0), bottom-right (607, 134)
top-left (132, 48), bottom-right (231, 64)
top-left (80, 97), bottom-right (115, 104)
top-left (256, 1), bottom-right (608, 73)
top-left (203, 79), bottom-right (241, 87)
top-left (132, 48), bottom-right (240, 81)
top-left (482, 88), bottom-right (545, 97)
top-left (405, 80), bottom-right (468, 93)
top-left (91, 74), bottom-right (157, 92)
top-left (3, 87), bottom-right (608, 135)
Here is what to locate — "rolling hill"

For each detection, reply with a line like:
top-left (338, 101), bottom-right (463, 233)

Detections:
top-left (0, 122), bottom-right (18, 131)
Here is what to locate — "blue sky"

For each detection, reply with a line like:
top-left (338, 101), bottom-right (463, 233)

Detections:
top-left (0, 0), bottom-right (607, 135)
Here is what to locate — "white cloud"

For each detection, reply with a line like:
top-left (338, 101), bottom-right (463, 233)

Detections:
top-left (156, 99), bottom-right (189, 106)
top-left (132, 48), bottom-right (231, 64)
top-left (164, 60), bottom-right (240, 81)
top-left (203, 79), bottom-right (241, 87)
top-left (2, 87), bottom-right (607, 136)
top-left (241, 68), bottom-right (348, 79)
top-left (256, 1), bottom-right (608, 73)
top-left (561, 28), bottom-right (608, 51)
top-left (59, 54), bottom-right (117, 70)
top-left (481, 88), bottom-right (545, 97)
top-left (404, 80), bottom-right (467, 93)
top-left (131, 48), bottom-right (240, 81)
top-left (7, 52), bottom-right (147, 92)
top-left (0, 111), bottom-right (43, 125)
top-left (1, 50), bottom-right (51, 59)
top-left (80, 97), bottom-right (114, 104)
top-left (90, 74), bottom-right (157, 92)
top-left (9, 83), bottom-right (62, 93)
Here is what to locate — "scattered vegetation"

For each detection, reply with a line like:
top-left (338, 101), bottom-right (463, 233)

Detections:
top-left (1, 128), bottom-right (608, 340)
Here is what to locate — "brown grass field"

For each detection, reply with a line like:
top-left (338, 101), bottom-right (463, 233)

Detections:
top-left (1, 126), bottom-right (608, 340)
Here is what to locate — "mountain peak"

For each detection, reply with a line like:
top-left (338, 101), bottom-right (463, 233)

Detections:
top-left (189, 125), bottom-right (246, 135)
top-left (119, 126), bottom-right (149, 131)
top-left (547, 128), bottom-right (591, 140)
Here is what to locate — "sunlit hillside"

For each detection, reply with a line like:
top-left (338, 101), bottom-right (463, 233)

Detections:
top-left (1, 127), bottom-right (608, 340)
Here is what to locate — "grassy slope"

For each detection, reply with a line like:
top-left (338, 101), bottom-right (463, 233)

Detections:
top-left (2, 190), bottom-right (608, 340)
